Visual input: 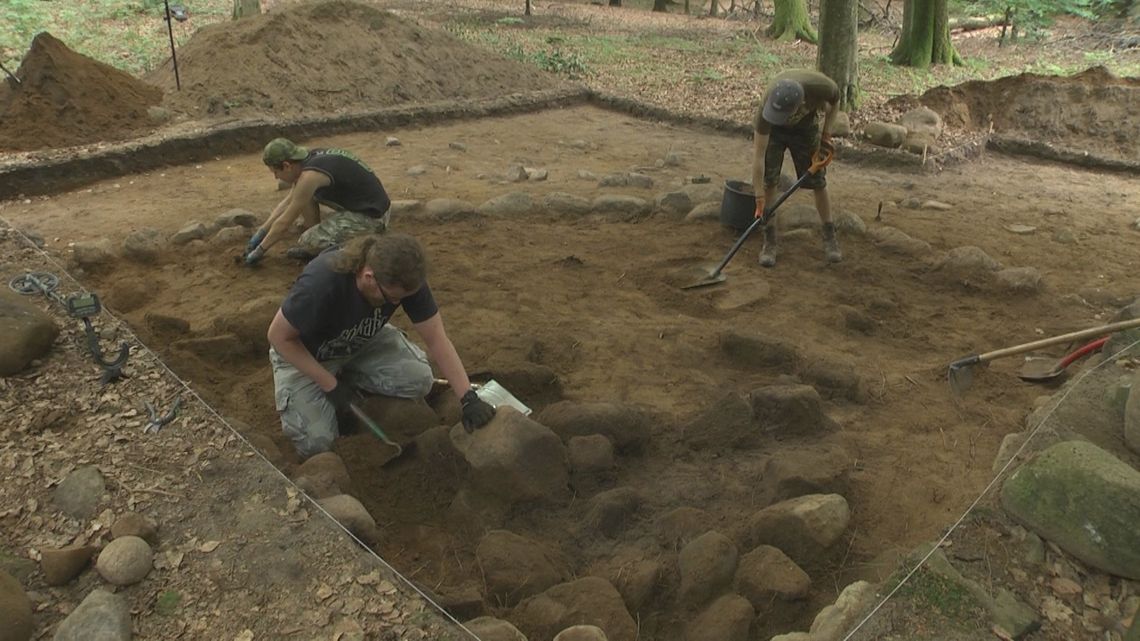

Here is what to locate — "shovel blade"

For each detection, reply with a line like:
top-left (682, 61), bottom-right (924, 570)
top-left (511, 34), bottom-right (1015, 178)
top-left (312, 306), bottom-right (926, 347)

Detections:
top-left (1018, 357), bottom-right (1065, 383)
top-left (680, 267), bottom-right (727, 290)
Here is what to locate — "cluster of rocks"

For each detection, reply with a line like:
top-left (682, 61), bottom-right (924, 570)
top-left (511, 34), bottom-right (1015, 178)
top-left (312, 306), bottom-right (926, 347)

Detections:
top-left (862, 106), bottom-right (946, 156)
top-left (0, 463), bottom-right (162, 641)
top-left (932, 245), bottom-right (1045, 295)
top-left (68, 209), bottom-right (259, 270)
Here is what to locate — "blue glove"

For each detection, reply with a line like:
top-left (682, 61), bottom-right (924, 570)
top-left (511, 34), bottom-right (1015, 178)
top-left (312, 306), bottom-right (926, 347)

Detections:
top-left (244, 245), bottom-right (266, 266)
top-left (247, 228), bottom-right (267, 252)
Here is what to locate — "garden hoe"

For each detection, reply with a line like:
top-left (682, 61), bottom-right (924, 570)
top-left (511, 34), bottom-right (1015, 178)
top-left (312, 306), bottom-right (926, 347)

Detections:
top-left (947, 317), bottom-right (1140, 395)
top-left (681, 146), bottom-right (834, 290)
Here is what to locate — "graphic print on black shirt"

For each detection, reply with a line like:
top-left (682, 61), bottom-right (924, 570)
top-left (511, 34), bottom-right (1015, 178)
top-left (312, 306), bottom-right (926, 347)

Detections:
top-left (280, 251), bottom-right (438, 362)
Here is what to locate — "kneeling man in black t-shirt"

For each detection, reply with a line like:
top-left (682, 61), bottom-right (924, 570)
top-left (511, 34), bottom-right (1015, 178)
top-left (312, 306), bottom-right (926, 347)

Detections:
top-left (266, 233), bottom-right (494, 458)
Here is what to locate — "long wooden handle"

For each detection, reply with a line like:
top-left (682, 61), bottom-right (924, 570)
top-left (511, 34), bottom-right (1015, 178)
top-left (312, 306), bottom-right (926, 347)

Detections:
top-left (978, 316), bottom-right (1140, 363)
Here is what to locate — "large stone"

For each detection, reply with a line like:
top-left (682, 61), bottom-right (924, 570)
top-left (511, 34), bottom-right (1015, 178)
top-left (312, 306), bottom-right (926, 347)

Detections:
top-left (211, 225), bottom-right (247, 246)
top-left (424, 198), bottom-right (479, 222)
top-left (536, 402), bottom-right (651, 454)
top-left (389, 200), bottom-right (422, 217)
top-left (0, 290), bottom-right (58, 376)
top-left (1126, 372), bottom-right (1140, 455)
top-left (684, 202), bottom-right (720, 223)
top-left (295, 452), bottom-right (352, 499)
top-left (735, 545), bottom-right (811, 606)
top-left (587, 487), bottom-right (642, 538)
top-left (0, 569), bottom-right (33, 641)
top-left (656, 507), bottom-right (714, 549)
top-left (680, 392), bottom-right (757, 451)
top-left (997, 267), bottom-right (1044, 294)
top-left (898, 106), bottom-right (943, 138)
top-left (748, 385), bottom-right (834, 437)
top-left (718, 331), bottom-right (797, 370)
top-left (678, 531), bottom-right (739, 607)
top-left (868, 226), bottom-right (931, 257)
top-left (610, 558), bottom-right (662, 614)
top-left (740, 494), bottom-right (851, 565)
top-left (513, 577), bottom-right (637, 641)
top-left (568, 435), bottom-right (615, 493)
top-left (41, 545), bottom-right (97, 586)
top-left (863, 122), bottom-right (907, 148)
top-left (215, 208), bottom-right (259, 228)
top-left (655, 191), bottom-right (694, 218)
top-left (54, 465), bottom-right (105, 519)
top-left (72, 238), bottom-right (116, 267)
top-left (776, 204), bottom-right (821, 231)
top-left (544, 192), bottom-right (593, 218)
top-left (51, 588), bottom-right (131, 641)
top-left (934, 246), bottom-right (1002, 285)
top-left (110, 513), bottom-right (158, 544)
top-left (479, 192), bottom-right (534, 217)
top-left (799, 356), bottom-right (865, 403)
top-left (96, 536), bottom-right (153, 586)
top-left (685, 594), bottom-right (754, 641)
top-left (831, 111), bottom-right (852, 137)
top-left (464, 617), bottom-right (528, 641)
top-left (316, 495), bottom-right (379, 544)
top-left (122, 227), bottom-right (164, 263)
top-left (902, 131), bottom-right (939, 155)
top-left (170, 221), bottom-right (209, 245)
top-left (591, 195), bottom-right (651, 222)
top-left (555, 625), bottom-right (609, 641)
top-left (808, 581), bottom-right (877, 641)
top-left (681, 183), bottom-right (722, 206)
top-left (627, 173), bottom-right (654, 189)
top-left (450, 407), bottom-right (569, 505)
top-left (919, 546), bottom-right (1040, 639)
top-left (1001, 440), bottom-right (1140, 579)
top-left (764, 445), bottom-right (852, 501)
top-left (834, 211), bottom-right (866, 235)
top-left (476, 530), bottom-right (567, 606)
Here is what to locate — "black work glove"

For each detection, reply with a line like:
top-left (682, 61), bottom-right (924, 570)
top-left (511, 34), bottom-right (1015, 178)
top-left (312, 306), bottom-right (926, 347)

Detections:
top-left (325, 380), bottom-right (357, 414)
top-left (461, 389), bottom-right (496, 433)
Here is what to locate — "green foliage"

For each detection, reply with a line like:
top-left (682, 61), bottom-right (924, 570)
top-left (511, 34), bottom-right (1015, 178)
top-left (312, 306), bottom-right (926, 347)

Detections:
top-left (155, 590), bottom-right (182, 616)
top-left (533, 48), bottom-right (590, 78)
top-left (960, 0), bottom-right (1119, 40)
top-left (690, 68), bottom-right (725, 83)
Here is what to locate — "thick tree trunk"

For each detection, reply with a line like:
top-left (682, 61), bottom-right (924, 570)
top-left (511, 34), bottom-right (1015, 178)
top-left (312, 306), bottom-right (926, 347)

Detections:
top-left (653, 0), bottom-right (669, 11)
top-left (525, 0), bottom-right (532, 16)
top-left (767, 0), bottom-right (818, 43)
top-left (609, 0), bottom-right (621, 6)
top-left (889, 0), bottom-right (962, 67)
top-left (818, 0), bottom-right (859, 109)
top-left (232, 0), bottom-right (260, 19)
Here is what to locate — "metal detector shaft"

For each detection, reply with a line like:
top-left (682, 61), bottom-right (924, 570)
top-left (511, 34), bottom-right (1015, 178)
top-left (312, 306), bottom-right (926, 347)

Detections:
top-left (163, 0), bottom-right (182, 90)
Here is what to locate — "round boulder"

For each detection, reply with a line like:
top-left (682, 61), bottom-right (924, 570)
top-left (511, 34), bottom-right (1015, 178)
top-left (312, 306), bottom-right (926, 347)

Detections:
top-left (96, 536), bottom-right (153, 586)
top-left (679, 531), bottom-right (739, 607)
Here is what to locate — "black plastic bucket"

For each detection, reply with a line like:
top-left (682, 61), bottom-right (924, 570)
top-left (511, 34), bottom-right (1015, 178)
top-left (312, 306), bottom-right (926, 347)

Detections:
top-left (720, 180), bottom-right (756, 232)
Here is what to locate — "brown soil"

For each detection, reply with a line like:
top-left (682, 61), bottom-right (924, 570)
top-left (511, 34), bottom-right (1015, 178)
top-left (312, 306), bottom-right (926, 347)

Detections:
top-left (6, 105), bottom-right (1138, 640)
top-left (890, 66), bottom-right (1140, 163)
top-left (0, 33), bottom-right (163, 153)
top-left (145, 0), bottom-right (562, 119)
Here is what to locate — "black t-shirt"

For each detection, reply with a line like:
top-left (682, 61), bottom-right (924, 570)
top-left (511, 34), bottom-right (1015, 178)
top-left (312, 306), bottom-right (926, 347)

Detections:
top-left (302, 148), bottom-right (392, 218)
top-left (280, 250), bottom-right (439, 361)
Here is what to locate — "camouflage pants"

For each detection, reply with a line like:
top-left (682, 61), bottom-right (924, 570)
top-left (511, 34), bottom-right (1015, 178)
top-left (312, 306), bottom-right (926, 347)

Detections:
top-left (270, 324), bottom-right (433, 459)
top-left (297, 209), bottom-right (390, 254)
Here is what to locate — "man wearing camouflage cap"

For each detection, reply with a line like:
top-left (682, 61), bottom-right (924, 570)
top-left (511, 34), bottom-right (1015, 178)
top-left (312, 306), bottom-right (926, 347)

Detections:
top-left (243, 138), bottom-right (393, 265)
top-left (751, 69), bottom-right (841, 268)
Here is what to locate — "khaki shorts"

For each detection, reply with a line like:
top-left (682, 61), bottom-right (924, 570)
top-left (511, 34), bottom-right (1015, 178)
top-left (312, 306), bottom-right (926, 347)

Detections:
top-left (764, 122), bottom-right (827, 191)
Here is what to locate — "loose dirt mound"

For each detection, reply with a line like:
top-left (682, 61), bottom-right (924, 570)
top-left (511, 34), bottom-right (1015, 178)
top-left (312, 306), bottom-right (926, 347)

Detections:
top-left (890, 66), bottom-right (1140, 163)
top-left (0, 33), bottom-right (163, 152)
top-left (147, 0), bottom-right (561, 118)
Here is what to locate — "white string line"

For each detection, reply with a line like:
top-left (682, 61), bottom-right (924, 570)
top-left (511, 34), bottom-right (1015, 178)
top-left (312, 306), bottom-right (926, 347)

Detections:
top-left (841, 336), bottom-right (1140, 641)
top-left (0, 219), bottom-right (483, 641)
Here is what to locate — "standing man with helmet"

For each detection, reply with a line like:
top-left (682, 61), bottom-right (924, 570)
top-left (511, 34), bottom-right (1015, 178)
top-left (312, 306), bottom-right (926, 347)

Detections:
top-left (751, 69), bottom-right (841, 268)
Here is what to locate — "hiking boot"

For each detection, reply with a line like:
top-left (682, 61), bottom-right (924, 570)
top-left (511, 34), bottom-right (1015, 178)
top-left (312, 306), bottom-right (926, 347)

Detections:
top-left (822, 222), bottom-right (842, 263)
top-left (285, 246), bottom-right (318, 262)
top-left (758, 225), bottom-right (778, 268)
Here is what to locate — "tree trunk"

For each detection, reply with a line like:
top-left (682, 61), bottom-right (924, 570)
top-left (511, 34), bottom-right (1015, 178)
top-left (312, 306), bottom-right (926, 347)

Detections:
top-left (232, 0), bottom-right (260, 19)
top-left (525, 0), bottom-right (532, 16)
top-left (818, 0), bottom-right (859, 109)
top-left (653, 0), bottom-right (669, 11)
top-left (709, 0), bottom-right (718, 17)
top-left (609, 0), bottom-right (621, 5)
top-left (889, 0), bottom-right (962, 67)
top-left (767, 0), bottom-right (818, 43)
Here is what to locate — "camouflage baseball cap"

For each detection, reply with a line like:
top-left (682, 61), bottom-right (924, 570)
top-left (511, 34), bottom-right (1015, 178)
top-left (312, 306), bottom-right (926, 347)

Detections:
top-left (762, 79), bottom-right (805, 126)
top-left (262, 138), bottom-right (309, 166)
